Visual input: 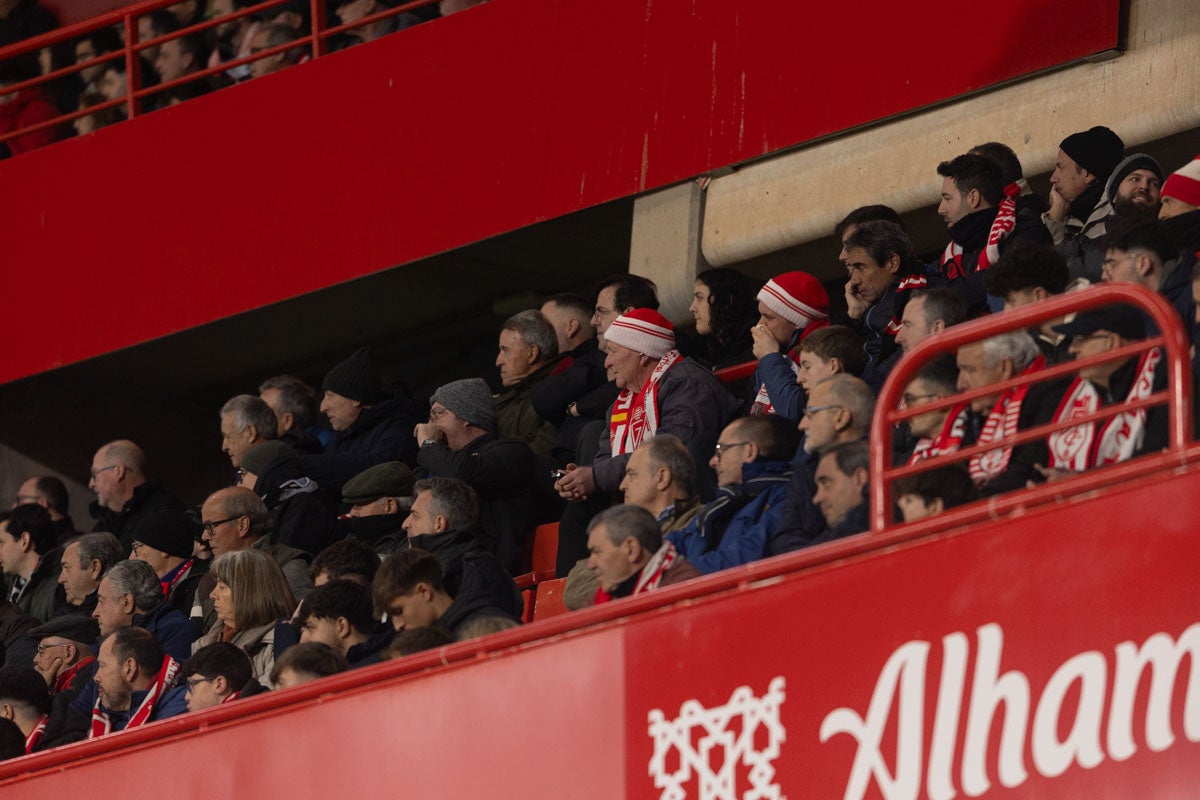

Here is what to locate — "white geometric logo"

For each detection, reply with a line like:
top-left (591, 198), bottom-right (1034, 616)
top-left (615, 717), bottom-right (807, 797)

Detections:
top-left (647, 676), bottom-right (787, 800)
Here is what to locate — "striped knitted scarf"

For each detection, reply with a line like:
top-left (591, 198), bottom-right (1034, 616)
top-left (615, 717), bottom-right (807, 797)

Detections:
top-left (941, 182), bottom-right (1021, 280)
top-left (1048, 348), bottom-right (1161, 471)
top-left (90, 655), bottom-right (181, 739)
top-left (968, 355), bottom-right (1046, 484)
top-left (609, 350), bottom-right (682, 455)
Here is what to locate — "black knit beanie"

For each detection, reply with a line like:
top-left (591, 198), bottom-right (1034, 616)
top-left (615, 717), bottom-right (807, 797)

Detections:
top-left (1059, 126), bottom-right (1125, 180)
top-left (322, 347), bottom-right (381, 403)
top-left (134, 511), bottom-right (198, 560)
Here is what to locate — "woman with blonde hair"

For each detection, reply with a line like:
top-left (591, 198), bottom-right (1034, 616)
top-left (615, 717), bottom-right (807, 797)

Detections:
top-left (192, 548), bottom-right (294, 687)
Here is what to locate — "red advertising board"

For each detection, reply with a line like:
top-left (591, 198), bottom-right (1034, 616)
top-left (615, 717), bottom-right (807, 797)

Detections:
top-left (1, 452), bottom-right (1194, 798)
top-left (0, 0), bottom-right (1119, 385)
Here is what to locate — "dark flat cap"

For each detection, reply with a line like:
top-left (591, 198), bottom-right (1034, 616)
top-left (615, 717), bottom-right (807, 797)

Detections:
top-left (28, 614), bottom-right (100, 644)
top-left (342, 462), bottom-right (415, 506)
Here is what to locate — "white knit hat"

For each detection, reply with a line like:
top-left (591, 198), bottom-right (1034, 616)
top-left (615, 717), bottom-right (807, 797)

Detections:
top-left (757, 270), bottom-right (829, 328)
top-left (604, 308), bottom-right (675, 358)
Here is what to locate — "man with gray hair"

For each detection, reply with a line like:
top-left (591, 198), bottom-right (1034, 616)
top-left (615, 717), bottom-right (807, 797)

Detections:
top-left (92, 560), bottom-right (197, 664)
top-left (585, 505), bottom-right (700, 605)
top-left (495, 309), bottom-right (560, 456)
top-left (414, 378), bottom-right (536, 574)
top-left (220, 394), bottom-right (279, 472)
top-left (58, 532), bottom-right (124, 618)
top-left (771, 375), bottom-right (876, 555)
top-left (401, 478), bottom-right (489, 572)
top-left (88, 440), bottom-right (184, 550)
top-left (955, 330), bottom-right (1046, 491)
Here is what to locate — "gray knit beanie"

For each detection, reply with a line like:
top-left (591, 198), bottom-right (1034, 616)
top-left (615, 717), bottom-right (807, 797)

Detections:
top-left (430, 378), bottom-right (496, 432)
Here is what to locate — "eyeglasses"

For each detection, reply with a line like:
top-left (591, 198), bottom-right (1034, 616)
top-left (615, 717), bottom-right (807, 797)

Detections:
top-left (35, 643), bottom-right (67, 655)
top-left (130, 541), bottom-right (145, 554)
top-left (593, 305), bottom-right (616, 318)
top-left (713, 441), bottom-right (751, 457)
top-left (901, 393), bottom-right (940, 406)
top-left (89, 464), bottom-right (118, 479)
top-left (801, 404), bottom-right (843, 418)
top-left (1101, 251), bottom-right (1141, 275)
top-left (186, 676), bottom-right (216, 690)
top-left (201, 516), bottom-right (243, 537)
top-left (429, 407), bottom-right (449, 420)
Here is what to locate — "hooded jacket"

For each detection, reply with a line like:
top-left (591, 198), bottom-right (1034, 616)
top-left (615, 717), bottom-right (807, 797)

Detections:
top-left (667, 461), bottom-right (793, 574)
top-left (255, 450), bottom-right (337, 555)
top-left (437, 551), bottom-right (522, 633)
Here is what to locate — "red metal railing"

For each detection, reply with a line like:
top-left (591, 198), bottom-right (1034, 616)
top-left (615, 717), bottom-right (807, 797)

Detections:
top-left (871, 283), bottom-right (1193, 532)
top-left (0, 0), bottom-right (441, 149)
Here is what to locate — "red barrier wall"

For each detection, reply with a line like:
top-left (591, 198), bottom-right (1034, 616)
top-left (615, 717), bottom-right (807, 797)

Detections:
top-left (0, 0), bottom-right (1119, 386)
top-left (1, 450), bottom-right (1195, 797)
top-left (44, 1), bottom-right (130, 25)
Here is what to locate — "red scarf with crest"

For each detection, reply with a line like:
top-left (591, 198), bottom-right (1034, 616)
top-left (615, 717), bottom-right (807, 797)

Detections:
top-left (90, 655), bottom-right (181, 739)
top-left (609, 350), bottom-right (682, 455)
top-left (53, 655), bottom-right (94, 695)
top-left (1047, 348), bottom-right (1161, 471)
top-left (941, 182), bottom-right (1021, 280)
top-left (968, 355), bottom-right (1046, 484)
top-left (908, 403), bottom-right (971, 465)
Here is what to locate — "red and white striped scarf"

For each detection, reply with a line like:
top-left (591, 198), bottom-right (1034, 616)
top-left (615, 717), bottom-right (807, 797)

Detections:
top-left (1048, 348), bottom-right (1161, 471)
top-left (90, 655), bottom-right (181, 739)
top-left (594, 541), bottom-right (683, 604)
top-left (52, 655), bottom-right (94, 695)
top-left (609, 350), bottom-right (682, 456)
top-left (908, 403), bottom-right (971, 465)
top-left (633, 541), bottom-right (681, 594)
top-left (23, 714), bottom-right (48, 754)
top-left (941, 182), bottom-right (1021, 280)
top-left (968, 355), bottom-right (1046, 484)
top-left (884, 274), bottom-right (930, 336)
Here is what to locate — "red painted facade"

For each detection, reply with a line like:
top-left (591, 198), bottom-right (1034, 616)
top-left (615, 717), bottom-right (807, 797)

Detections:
top-left (0, 0), bottom-right (1118, 385)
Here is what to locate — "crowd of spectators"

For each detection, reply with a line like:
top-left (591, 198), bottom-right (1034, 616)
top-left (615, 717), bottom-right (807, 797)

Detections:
top-left (0, 0), bottom-right (487, 158)
top-left (0, 108), bottom-right (1198, 761)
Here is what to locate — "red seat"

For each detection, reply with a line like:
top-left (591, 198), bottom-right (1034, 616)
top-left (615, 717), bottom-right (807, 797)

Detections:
top-left (532, 577), bottom-right (569, 621)
top-left (514, 522), bottom-right (558, 590)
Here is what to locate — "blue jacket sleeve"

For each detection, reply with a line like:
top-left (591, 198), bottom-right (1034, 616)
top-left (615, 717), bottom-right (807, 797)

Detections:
top-left (753, 354), bottom-right (803, 422)
top-left (152, 686), bottom-right (191, 721)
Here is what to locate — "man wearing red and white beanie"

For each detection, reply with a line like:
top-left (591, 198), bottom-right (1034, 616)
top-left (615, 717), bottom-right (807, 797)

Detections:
top-left (1160, 156), bottom-right (1200, 258)
top-left (554, 308), bottom-right (740, 505)
top-left (749, 270), bottom-right (829, 421)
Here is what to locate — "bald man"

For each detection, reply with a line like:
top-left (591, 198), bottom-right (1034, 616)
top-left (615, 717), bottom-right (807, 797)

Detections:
top-left (87, 440), bottom-right (184, 551)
